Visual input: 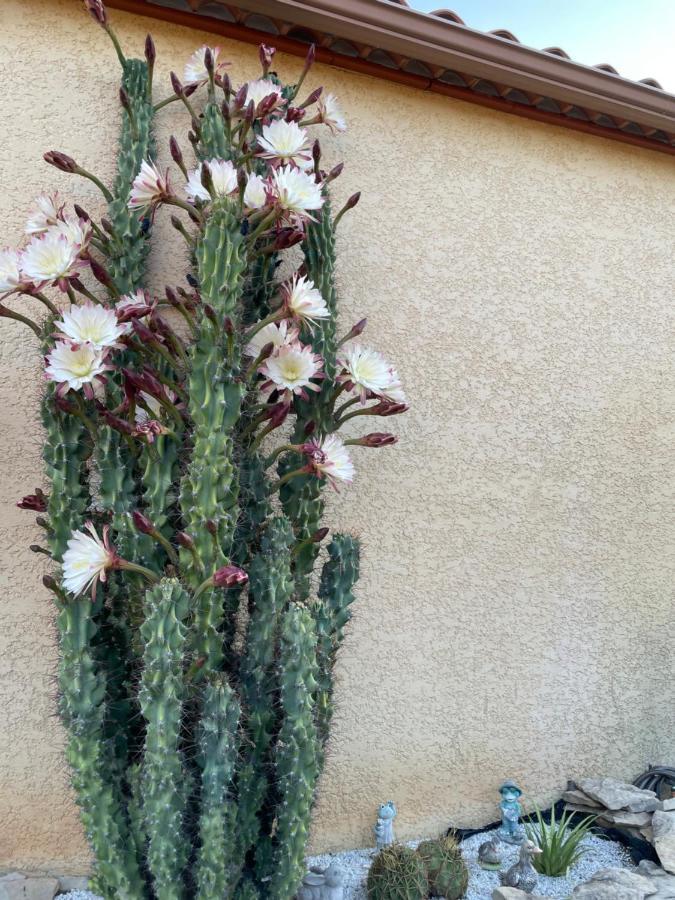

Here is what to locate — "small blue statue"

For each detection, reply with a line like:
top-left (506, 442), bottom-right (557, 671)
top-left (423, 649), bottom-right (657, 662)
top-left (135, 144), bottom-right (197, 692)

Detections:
top-left (374, 801), bottom-right (397, 849)
top-left (497, 780), bottom-right (525, 844)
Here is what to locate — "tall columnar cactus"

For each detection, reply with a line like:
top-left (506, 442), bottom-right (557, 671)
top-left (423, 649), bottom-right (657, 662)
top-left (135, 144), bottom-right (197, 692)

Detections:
top-left (7, 6), bottom-right (408, 898)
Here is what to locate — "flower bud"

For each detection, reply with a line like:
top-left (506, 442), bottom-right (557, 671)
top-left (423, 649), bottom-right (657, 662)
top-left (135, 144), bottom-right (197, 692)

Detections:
top-left (183, 82), bottom-right (199, 99)
top-left (169, 136), bottom-right (184, 168)
top-left (344, 191), bottom-right (360, 210)
top-left (206, 519), bottom-right (217, 536)
top-left (312, 139), bottom-right (321, 170)
top-left (43, 574), bottom-right (60, 593)
top-left (89, 257), bottom-right (115, 290)
top-left (369, 400), bottom-right (408, 417)
top-left (35, 516), bottom-right (50, 529)
top-left (273, 227), bottom-right (304, 251)
top-left (17, 489), bottom-right (47, 512)
top-left (311, 527), bottom-right (329, 543)
top-left (170, 71), bottom-right (184, 97)
top-left (285, 107), bottom-right (306, 124)
top-left (203, 304), bottom-right (218, 325)
top-left (259, 43), bottom-right (276, 75)
top-left (73, 204), bottom-right (90, 222)
top-left (341, 318), bottom-right (367, 344)
top-left (221, 73), bottom-right (231, 96)
top-left (267, 402), bottom-right (290, 429)
top-left (101, 217), bottom-right (114, 235)
top-left (303, 420), bottom-right (316, 437)
top-left (144, 33), bottom-right (156, 66)
top-left (200, 161), bottom-right (214, 194)
top-left (95, 403), bottom-right (135, 436)
top-left (43, 151), bottom-right (78, 173)
top-left (326, 162), bottom-right (344, 183)
top-left (213, 565), bottom-right (248, 588)
top-left (83, 0), bottom-right (107, 26)
top-left (233, 84), bottom-right (247, 110)
top-left (355, 432), bottom-right (397, 448)
top-left (176, 531), bottom-right (194, 550)
top-left (257, 341), bottom-right (275, 364)
top-left (221, 100), bottom-right (231, 123)
top-left (300, 86), bottom-right (322, 108)
top-left (55, 395), bottom-right (78, 415)
top-left (223, 316), bottom-right (234, 335)
top-left (204, 47), bottom-right (214, 76)
top-left (132, 510), bottom-right (155, 534)
top-left (30, 544), bottom-right (50, 556)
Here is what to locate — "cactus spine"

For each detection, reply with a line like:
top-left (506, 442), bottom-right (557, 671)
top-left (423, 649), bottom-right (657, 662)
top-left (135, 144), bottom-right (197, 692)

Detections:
top-left (10, 9), bottom-right (408, 899)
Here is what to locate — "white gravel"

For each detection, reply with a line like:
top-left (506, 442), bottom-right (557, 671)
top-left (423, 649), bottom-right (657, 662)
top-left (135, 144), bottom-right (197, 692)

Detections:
top-left (57, 827), bottom-right (633, 899)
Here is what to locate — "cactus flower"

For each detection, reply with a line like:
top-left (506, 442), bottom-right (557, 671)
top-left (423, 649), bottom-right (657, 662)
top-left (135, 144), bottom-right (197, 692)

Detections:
top-left (244, 319), bottom-right (299, 358)
top-left (0, 248), bottom-right (22, 292)
top-left (243, 78), bottom-right (283, 111)
top-left (17, 489), bottom-right (47, 511)
top-left (185, 159), bottom-right (238, 201)
top-left (257, 120), bottom-right (313, 169)
top-left (21, 229), bottom-right (82, 288)
top-left (212, 565), bottom-right (248, 588)
top-left (115, 289), bottom-right (154, 322)
top-left (317, 93), bottom-right (347, 133)
top-left (338, 344), bottom-right (406, 404)
top-left (259, 341), bottom-right (323, 400)
top-left (55, 215), bottom-right (92, 251)
top-left (271, 166), bottom-right (324, 218)
top-left (303, 434), bottom-right (354, 488)
top-left (56, 302), bottom-right (127, 350)
top-left (129, 160), bottom-right (170, 211)
top-left (25, 192), bottom-right (64, 235)
top-left (45, 340), bottom-right (108, 393)
top-left (62, 521), bottom-right (115, 597)
top-left (183, 45), bottom-right (230, 86)
top-left (281, 274), bottom-right (329, 324)
top-left (243, 173), bottom-right (268, 211)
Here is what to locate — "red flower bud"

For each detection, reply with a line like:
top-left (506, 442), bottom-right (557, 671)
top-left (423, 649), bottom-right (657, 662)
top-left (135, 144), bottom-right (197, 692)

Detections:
top-left (204, 47), bottom-right (214, 76)
top-left (259, 42), bottom-right (276, 74)
top-left (233, 84), bottom-right (247, 110)
top-left (132, 510), bottom-right (155, 534)
top-left (176, 531), bottom-right (194, 550)
top-left (183, 82), bottom-right (199, 99)
top-left (169, 136), bottom-right (183, 168)
top-left (213, 565), bottom-right (248, 588)
top-left (73, 204), bottom-right (90, 222)
top-left (299, 86), bottom-right (322, 108)
top-left (303, 420), bottom-right (316, 438)
top-left (273, 227), bottom-right (305, 251)
top-left (43, 151), bottom-right (78, 174)
top-left (42, 574), bottom-right (60, 593)
top-left (285, 107), bottom-right (306, 124)
top-left (144, 33), bottom-right (156, 66)
top-left (267, 402), bottom-right (290, 429)
top-left (355, 432), bottom-right (397, 448)
top-left (368, 400), bottom-right (408, 417)
top-left (311, 527), bottom-right (329, 544)
top-left (206, 519), bottom-right (217, 536)
top-left (83, 0), bottom-right (107, 26)
top-left (89, 257), bottom-right (115, 290)
top-left (170, 71), bottom-right (184, 97)
top-left (17, 489), bottom-right (47, 512)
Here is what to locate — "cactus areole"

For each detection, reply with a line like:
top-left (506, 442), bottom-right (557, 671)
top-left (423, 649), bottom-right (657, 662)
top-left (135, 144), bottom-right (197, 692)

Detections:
top-left (6, 4), bottom-right (408, 898)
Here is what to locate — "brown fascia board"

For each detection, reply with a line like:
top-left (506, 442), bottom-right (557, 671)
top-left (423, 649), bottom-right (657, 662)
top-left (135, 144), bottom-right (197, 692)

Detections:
top-left (237, 0), bottom-right (675, 134)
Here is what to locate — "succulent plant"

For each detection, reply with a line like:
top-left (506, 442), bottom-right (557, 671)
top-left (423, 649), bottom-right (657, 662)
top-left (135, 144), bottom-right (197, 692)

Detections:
top-left (7, 4), bottom-right (409, 898)
top-left (367, 845), bottom-right (429, 900)
top-left (417, 836), bottom-right (469, 899)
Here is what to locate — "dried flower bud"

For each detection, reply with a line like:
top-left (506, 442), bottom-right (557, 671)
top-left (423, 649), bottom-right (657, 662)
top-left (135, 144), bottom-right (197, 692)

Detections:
top-left (83, 0), bottom-right (107, 26)
top-left (354, 432), bottom-right (398, 448)
top-left (43, 151), bottom-right (78, 173)
top-left (144, 33), bottom-right (156, 66)
top-left (132, 510), bottom-right (155, 534)
top-left (213, 565), bottom-right (248, 588)
top-left (95, 404), bottom-right (135, 436)
top-left (17, 490), bottom-right (47, 512)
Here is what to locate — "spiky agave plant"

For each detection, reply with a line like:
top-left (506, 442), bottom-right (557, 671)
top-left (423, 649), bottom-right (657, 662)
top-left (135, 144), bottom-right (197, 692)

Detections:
top-left (6, 3), bottom-right (409, 898)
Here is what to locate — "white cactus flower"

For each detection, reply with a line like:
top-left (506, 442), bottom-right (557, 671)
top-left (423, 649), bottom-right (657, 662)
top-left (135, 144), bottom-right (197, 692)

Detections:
top-left (257, 120), bottom-right (313, 168)
top-left (55, 215), bottom-right (92, 251)
top-left (45, 340), bottom-right (108, 392)
top-left (183, 45), bottom-right (229, 85)
top-left (244, 319), bottom-right (299, 358)
top-left (185, 158), bottom-right (238, 202)
top-left (0, 248), bottom-right (22, 292)
top-left (25, 192), bottom-right (64, 235)
top-left (303, 434), bottom-right (354, 489)
top-left (260, 341), bottom-right (323, 399)
top-left (281, 274), bottom-right (329, 324)
top-left (318, 93), bottom-right (347, 133)
top-left (62, 522), bottom-right (115, 597)
top-left (243, 78), bottom-right (283, 111)
top-left (271, 166), bottom-right (324, 218)
top-left (243, 173), bottom-right (268, 210)
top-left (55, 302), bottom-right (127, 350)
top-left (128, 160), bottom-right (169, 211)
top-left (338, 344), bottom-right (406, 404)
top-left (21, 229), bottom-right (81, 286)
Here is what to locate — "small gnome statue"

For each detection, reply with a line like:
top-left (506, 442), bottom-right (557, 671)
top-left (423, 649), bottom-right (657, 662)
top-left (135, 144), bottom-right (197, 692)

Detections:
top-left (374, 801), bottom-right (397, 849)
top-left (497, 780), bottom-right (525, 844)
top-left (297, 863), bottom-right (344, 900)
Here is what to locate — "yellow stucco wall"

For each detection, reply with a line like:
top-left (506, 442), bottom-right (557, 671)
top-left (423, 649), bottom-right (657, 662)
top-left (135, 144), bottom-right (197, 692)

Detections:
top-left (1, 0), bottom-right (674, 877)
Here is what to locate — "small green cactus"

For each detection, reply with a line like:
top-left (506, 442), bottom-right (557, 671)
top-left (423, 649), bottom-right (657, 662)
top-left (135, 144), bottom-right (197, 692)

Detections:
top-left (417, 836), bottom-right (469, 900)
top-left (367, 845), bottom-right (428, 900)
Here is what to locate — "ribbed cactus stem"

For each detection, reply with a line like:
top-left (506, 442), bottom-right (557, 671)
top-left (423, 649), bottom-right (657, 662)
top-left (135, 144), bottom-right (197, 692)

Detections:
top-left (236, 517), bottom-right (294, 872)
top-left (314, 534), bottom-right (360, 753)
top-left (180, 199), bottom-right (246, 671)
top-left (268, 604), bottom-right (320, 899)
top-left (198, 102), bottom-right (230, 160)
top-left (195, 675), bottom-right (240, 899)
top-left (139, 578), bottom-right (190, 900)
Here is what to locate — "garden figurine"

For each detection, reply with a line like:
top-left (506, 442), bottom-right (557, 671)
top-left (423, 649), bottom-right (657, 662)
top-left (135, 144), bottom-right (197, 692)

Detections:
top-left (498, 780), bottom-right (526, 843)
top-left (374, 801), bottom-right (397, 849)
top-left (297, 863), bottom-right (344, 900)
top-left (477, 834), bottom-right (503, 870)
top-left (499, 838), bottom-right (542, 893)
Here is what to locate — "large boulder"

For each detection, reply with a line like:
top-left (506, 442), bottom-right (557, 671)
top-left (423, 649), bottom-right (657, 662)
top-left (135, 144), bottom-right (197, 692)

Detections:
top-left (638, 861), bottom-right (675, 899)
top-left (0, 873), bottom-right (59, 900)
top-left (653, 811), bottom-right (675, 874)
top-left (570, 867), bottom-right (656, 900)
top-left (578, 779), bottom-right (660, 813)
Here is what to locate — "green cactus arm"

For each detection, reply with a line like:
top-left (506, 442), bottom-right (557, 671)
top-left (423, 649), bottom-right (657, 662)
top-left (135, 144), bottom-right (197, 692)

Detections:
top-left (195, 675), bottom-right (241, 899)
top-left (139, 578), bottom-right (190, 900)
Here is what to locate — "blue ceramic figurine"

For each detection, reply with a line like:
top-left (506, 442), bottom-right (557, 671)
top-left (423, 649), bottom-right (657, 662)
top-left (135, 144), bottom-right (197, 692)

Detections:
top-left (497, 780), bottom-right (525, 844)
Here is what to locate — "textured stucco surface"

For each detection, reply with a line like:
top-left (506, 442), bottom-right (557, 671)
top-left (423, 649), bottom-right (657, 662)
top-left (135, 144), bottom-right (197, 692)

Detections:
top-left (0, 0), bottom-right (674, 877)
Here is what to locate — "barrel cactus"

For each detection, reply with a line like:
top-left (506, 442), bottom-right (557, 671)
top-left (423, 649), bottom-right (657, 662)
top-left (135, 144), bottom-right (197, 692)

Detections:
top-left (5, 2), bottom-right (408, 898)
top-left (417, 836), bottom-right (469, 899)
top-left (366, 845), bottom-right (428, 900)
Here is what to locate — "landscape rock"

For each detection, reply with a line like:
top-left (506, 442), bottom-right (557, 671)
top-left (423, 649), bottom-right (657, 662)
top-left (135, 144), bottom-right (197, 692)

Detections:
top-left (638, 861), bottom-right (675, 899)
top-left (653, 812), bottom-right (675, 874)
top-left (660, 800), bottom-right (675, 813)
top-left (0, 872), bottom-right (59, 900)
top-left (564, 790), bottom-right (604, 809)
top-left (570, 867), bottom-right (656, 899)
top-left (578, 779), bottom-right (659, 813)
top-left (492, 889), bottom-right (550, 900)
top-left (603, 811), bottom-right (653, 828)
